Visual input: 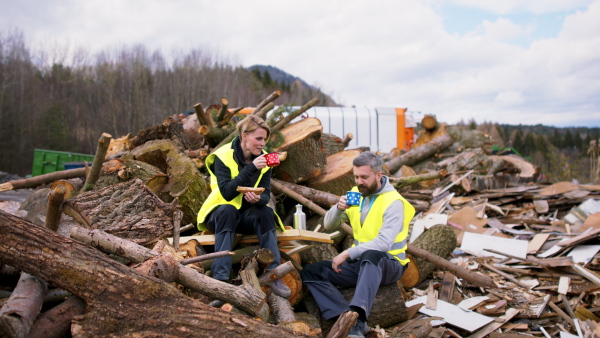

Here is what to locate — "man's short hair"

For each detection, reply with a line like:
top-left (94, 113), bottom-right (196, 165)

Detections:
top-left (353, 151), bottom-right (383, 173)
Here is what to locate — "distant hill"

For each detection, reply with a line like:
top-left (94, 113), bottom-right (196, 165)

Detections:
top-left (248, 65), bottom-right (338, 107)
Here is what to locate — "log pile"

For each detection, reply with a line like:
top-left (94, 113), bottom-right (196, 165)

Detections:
top-left (2, 100), bottom-right (600, 337)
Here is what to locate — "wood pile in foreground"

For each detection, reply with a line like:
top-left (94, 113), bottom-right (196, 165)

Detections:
top-left (1, 99), bottom-right (600, 337)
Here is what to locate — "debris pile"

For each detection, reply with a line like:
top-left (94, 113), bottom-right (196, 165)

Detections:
top-left (1, 92), bottom-right (600, 337)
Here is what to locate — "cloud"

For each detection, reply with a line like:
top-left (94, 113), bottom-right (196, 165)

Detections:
top-left (0, 0), bottom-right (599, 127)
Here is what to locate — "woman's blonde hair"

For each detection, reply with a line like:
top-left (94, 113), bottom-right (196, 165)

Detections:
top-left (236, 115), bottom-right (271, 140)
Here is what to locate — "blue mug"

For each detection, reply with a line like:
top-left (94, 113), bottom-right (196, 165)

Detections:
top-left (346, 191), bottom-right (361, 206)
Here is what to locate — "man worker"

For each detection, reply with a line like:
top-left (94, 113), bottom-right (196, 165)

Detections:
top-left (300, 152), bottom-right (415, 338)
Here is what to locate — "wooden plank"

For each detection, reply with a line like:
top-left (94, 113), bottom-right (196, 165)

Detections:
top-left (558, 277), bottom-right (571, 295)
top-left (174, 229), bottom-right (333, 246)
top-left (571, 263), bottom-right (600, 285)
top-left (406, 296), bottom-right (494, 332)
top-left (467, 308), bottom-right (520, 338)
top-left (439, 271), bottom-right (455, 303)
top-left (461, 232), bottom-right (528, 259)
top-left (528, 233), bottom-right (551, 254)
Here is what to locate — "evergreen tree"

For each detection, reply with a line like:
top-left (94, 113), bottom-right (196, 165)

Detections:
top-left (468, 118), bottom-right (477, 130)
top-left (551, 129), bottom-right (562, 148)
top-left (523, 132), bottom-right (536, 156)
top-left (262, 70), bottom-right (273, 87)
top-left (536, 134), bottom-right (549, 155)
top-left (512, 129), bottom-right (524, 153)
top-left (563, 129), bottom-right (574, 149)
top-left (251, 68), bottom-right (262, 81)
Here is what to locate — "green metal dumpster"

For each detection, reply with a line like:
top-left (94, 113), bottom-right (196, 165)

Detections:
top-left (31, 149), bottom-right (95, 176)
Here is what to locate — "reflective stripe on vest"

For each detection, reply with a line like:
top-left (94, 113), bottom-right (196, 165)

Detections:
top-left (346, 186), bottom-right (415, 265)
top-left (196, 140), bottom-right (284, 231)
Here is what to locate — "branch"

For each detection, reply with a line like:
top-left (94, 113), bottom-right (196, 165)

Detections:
top-left (216, 97), bottom-right (229, 122)
top-left (392, 169), bottom-right (447, 189)
top-left (252, 90), bottom-right (281, 115)
top-left (272, 97), bottom-right (319, 131)
top-left (194, 103), bottom-right (213, 128)
top-left (81, 133), bottom-right (112, 192)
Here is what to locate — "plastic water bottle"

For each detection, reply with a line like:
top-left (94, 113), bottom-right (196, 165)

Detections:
top-left (293, 204), bottom-right (306, 230)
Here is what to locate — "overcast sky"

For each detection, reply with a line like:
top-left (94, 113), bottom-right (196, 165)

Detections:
top-left (2, 0), bottom-right (599, 127)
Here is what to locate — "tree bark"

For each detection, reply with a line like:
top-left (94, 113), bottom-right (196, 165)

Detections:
top-left (130, 139), bottom-right (210, 224)
top-left (28, 296), bottom-right (87, 338)
top-left (0, 168), bottom-right (86, 192)
top-left (340, 282), bottom-right (407, 328)
top-left (255, 102), bottom-right (275, 120)
top-left (321, 133), bottom-right (347, 156)
top-left (93, 158), bottom-right (168, 194)
top-left (436, 148), bottom-right (491, 174)
top-left (406, 225), bottom-right (495, 288)
top-left (68, 226), bottom-right (268, 316)
top-left (216, 97), bottom-right (229, 122)
top-left (81, 133), bottom-right (112, 192)
top-left (271, 179), bottom-right (328, 223)
top-left (392, 169), bottom-right (447, 189)
top-left (307, 149), bottom-right (363, 196)
top-left (272, 178), bottom-right (339, 209)
top-left (64, 178), bottom-right (178, 245)
top-left (387, 134), bottom-right (453, 176)
top-left (401, 225), bottom-right (457, 288)
top-left (130, 117), bottom-right (192, 150)
top-left (0, 272), bottom-right (48, 338)
top-left (272, 117), bottom-right (326, 183)
top-left (326, 311), bottom-right (358, 338)
top-left (0, 211), bottom-right (301, 337)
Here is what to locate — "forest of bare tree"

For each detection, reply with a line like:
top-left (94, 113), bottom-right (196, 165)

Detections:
top-left (0, 30), bottom-right (337, 176)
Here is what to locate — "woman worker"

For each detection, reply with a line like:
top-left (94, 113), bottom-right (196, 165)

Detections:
top-left (196, 115), bottom-right (290, 297)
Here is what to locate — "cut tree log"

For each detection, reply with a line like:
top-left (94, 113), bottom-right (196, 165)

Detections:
top-left (68, 226), bottom-right (270, 315)
top-left (0, 272), bottom-right (48, 338)
top-left (327, 311), bottom-right (358, 338)
top-left (50, 179), bottom-right (82, 199)
top-left (0, 168), bottom-right (86, 192)
top-left (488, 154), bottom-right (540, 180)
top-left (0, 211), bottom-right (298, 337)
top-left (307, 148), bottom-right (364, 196)
top-left (272, 178), bottom-right (339, 208)
top-left (436, 148), bottom-right (491, 174)
top-left (421, 115), bottom-right (437, 131)
top-left (387, 134), bottom-right (453, 176)
top-left (193, 102), bottom-right (213, 128)
top-left (401, 225), bottom-right (457, 288)
top-left (129, 139), bottom-right (210, 224)
top-left (255, 102), bottom-right (275, 120)
top-left (28, 296), bottom-right (87, 338)
top-left (64, 179), bottom-right (178, 245)
top-left (131, 116), bottom-right (193, 151)
top-left (216, 97), bottom-right (229, 122)
top-left (81, 132), bottom-right (112, 192)
top-left (94, 158), bottom-right (168, 194)
top-left (273, 117), bottom-right (327, 183)
top-left (106, 133), bottom-right (134, 159)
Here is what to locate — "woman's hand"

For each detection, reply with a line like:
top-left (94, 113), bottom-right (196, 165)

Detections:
top-left (244, 191), bottom-right (261, 204)
top-left (252, 154), bottom-right (268, 170)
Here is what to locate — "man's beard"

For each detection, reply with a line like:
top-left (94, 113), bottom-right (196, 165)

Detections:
top-left (358, 178), bottom-right (378, 197)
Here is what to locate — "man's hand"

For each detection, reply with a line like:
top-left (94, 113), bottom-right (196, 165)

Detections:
top-left (337, 195), bottom-right (350, 211)
top-left (244, 191), bottom-right (261, 204)
top-left (332, 250), bottom-right (350, 273)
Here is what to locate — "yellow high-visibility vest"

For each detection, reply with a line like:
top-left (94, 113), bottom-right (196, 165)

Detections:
top-left (345, 186), bottom-right (415, 265)
top-left (196, 141), bottom-right (284, 231)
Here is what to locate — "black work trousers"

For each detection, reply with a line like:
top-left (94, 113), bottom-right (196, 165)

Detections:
top-left (300, 250), bottom-right (406, 320)
top-left (206, 204), bottom-right (280, 281)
